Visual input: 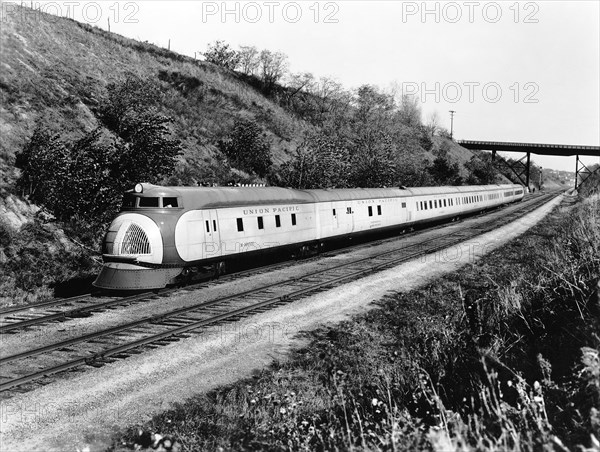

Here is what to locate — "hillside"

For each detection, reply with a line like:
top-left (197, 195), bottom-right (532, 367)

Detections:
top-left (0, 4), bottom-right (311, 192)
top-left (0, 4), bottom-right (498, 193)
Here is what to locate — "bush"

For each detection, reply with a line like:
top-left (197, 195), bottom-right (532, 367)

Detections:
top-left (218, 119), bottom-right (273, 178)
top-left (16, 75), bottom-right (182, 239)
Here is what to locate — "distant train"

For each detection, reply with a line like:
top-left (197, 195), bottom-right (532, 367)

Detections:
top-left (93, 183), bottom-right (525, 290)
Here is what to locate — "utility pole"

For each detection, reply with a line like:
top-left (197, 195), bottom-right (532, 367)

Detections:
top-left (449, 110), bottom-right (456, 139)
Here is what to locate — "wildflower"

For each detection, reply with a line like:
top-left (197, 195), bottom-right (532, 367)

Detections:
top-left (372, 398), bottom-right (379, 406)
top-left (280, 407), bottom-right (287, 415)
top-left (250, 399), bottom-right (256, 404)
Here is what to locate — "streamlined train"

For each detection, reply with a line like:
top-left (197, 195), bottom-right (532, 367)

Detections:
top-left (93, 183), bottom-right (525, 290)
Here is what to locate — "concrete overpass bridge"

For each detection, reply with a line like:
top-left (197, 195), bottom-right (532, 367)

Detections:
top-left (457, 140), bottom-right (600, 189)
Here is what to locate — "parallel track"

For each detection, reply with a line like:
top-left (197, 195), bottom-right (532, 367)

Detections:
top-left (0, 192), bottom-right (559, 395)
top-left (0, 194), bottom-right (541, 332)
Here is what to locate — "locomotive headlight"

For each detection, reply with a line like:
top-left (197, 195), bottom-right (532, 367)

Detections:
top-left (134, 183), bottom-right (143, 193)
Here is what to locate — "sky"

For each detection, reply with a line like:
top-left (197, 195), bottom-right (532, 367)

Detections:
top-left (27, 0), bottom-right (600, 172)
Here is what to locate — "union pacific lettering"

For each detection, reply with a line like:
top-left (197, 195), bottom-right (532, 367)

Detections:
top-left (242, 206), bottom-right (301, 215)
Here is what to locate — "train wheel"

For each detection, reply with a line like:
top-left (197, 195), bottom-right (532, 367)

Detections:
top-left (213, 261), bottom-right (226, 278)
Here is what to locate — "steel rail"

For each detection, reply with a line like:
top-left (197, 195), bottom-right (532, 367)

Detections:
top-left (0, 192), bottom-right (558, 392)
top-left (0, 192), bottom-right (549, 329)
top-left (0, 192), bottom-right (554, 366)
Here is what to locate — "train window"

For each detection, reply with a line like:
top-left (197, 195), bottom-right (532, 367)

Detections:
top-left (257, 217), bottom-right (264, 230)
top-left (237, 218), bottom-right (244, 232)
top-left (416, 203), bottom-right (419, 211)
top-left (122, 194), bottom-right (137, 208)
top-left (163, 197), bottom-right (178, 208)
top-left (346, 207), bottom-right (352, 214)
top-left (275, 215), bottom-right (281, 228)
top-left (213, 220), bottom-right (217, 232)
top-left (434, 200), bottom-right (438, 208)
top-left (333, 209), bottom-right (336, 216)
top-left (400, 202), bottom-right (406, 209)
top-left (205, 221), bottom-right (210, 233)
top-left (443, 199), bottom-right (447, 207)
top-left (291, 213), bottom-right (297, 226)
top-left (378, 205), bottom-right (383, 214)
top-left (424, 201), bottom-right (428, 210)
top-left (368, 206), bottom-right (373, 217)
top-left (429, 200), bottom-right (433, 209)
top-left (139, 197), bottom-right (159, 207)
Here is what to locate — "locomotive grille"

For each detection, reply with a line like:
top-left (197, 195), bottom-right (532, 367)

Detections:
top-left (120, 223), bottom-right (151, 255)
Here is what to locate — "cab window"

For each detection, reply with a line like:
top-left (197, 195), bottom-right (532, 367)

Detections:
top-left (162, 197), bottom-right (178, 208)
top-left (138, 197), bottom-right (159, 207)
top-left (122, 194), bottom-right (137, 208)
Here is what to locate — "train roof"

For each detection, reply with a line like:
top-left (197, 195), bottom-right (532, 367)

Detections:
top-left (131, 183), bottom-right (522, 209)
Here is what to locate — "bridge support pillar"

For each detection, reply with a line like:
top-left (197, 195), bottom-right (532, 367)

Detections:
top-left (575, 154), bottom-right (580, 190)
top-left (525, 152), bottom-right (531, 188)
top-left (491, 150), bottom-right (496, 161)
top-left (574, 154), bottom-right (599, 190)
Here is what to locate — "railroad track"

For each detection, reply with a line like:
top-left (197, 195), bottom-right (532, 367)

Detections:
top-left (0, 191), bottom-right (551, 332)
top-left (0, 191), bottom-right (559, 396)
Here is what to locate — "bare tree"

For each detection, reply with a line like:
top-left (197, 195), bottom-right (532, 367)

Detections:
top-left (238, 45), bottom-right (260, 75)
top-left (398, 94), bottom-right (422, 127)
top-left (425, 111), bottom-right (440, 137)
top-left (258, 50), bottom-right (288, 91)
top-left (307, 77), bottom-right (349, 123)
top-left (286, 72), bottom-right (315, 100)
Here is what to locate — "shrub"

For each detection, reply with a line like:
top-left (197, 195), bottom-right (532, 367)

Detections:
top-left (218, 119), bottom-right (273, 177)
top-left (16, 75), bottom-right (182, 238)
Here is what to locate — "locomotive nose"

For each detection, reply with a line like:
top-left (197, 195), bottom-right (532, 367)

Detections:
top-left (103, 213), bottom-right (164, 263)
top-left (94, 214), bottom-right (177, 290)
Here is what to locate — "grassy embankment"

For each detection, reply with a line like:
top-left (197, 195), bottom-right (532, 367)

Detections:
top-left (111, 191), bottom-right (599, 451)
